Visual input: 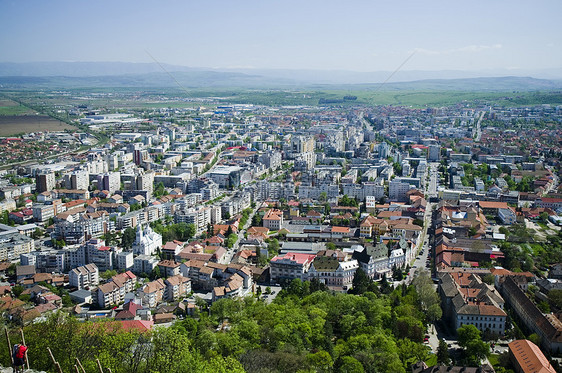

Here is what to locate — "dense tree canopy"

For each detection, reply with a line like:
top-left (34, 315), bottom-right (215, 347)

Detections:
top-left (1, 279), bottom-right (445, 373)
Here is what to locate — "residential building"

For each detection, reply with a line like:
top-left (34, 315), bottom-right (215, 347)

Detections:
top-left (164, 275), bottom-right (191, 301)
top-left (69, 263), bottom-right (99, 290)
top-left (141, 279), bottom-right (165, 308)
top-left (501, 276), bottom-right (562, 353)
top-left (94, 271), bottom-right (137, 308)
top-left (36, 172), bottom-right (55, 193)
top-left (116, 251), bottom-right (134, 271)
top-left (32, 204), bottom-right (55, 223)
top-left (157, 260), bottom-right (181, 277)
top-left (498, 208), bottom-right (516, 225)
top-left (97, 172), bottom-right (121, 194)
top-left (133, 255), bottom-right (159, 275)
top-left (0, 232), bottom-right (35, 261)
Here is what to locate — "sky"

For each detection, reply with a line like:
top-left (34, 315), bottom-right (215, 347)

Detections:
top-left (1, 0), bottom-right (561, 72)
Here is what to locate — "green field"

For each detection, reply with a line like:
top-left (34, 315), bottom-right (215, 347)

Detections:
top-left (0, 99), bottom-right (36, 115)
top-left (0, 105), bottom-right (35, 115)
top-left (2, 87), bottom-right (562, 113)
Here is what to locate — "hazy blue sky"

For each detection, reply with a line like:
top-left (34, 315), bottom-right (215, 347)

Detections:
top-left (1, 0), bottom-right (561, 72)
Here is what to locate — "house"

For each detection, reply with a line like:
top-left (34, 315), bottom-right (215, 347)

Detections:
top-left (331, 226), bottom-right (350, 239)
top-left (535, 197), bottom-right (562, 211)
top-left (479, 201), bottom-right (509, 216)
top-left (161, 241), bottom-right (183, 260)
top-left (263, 209), bottom-right (283, 230)
top-left (115, 301), bottom-right (143, 320)
top-left (16, 265), bottom-right (36, 281)
top-left (69, 289), bottom-right (93, 304)
top-left (154, 313), bottom-right (176, 324)
top-left (550, 263), bottom-right (562, 280)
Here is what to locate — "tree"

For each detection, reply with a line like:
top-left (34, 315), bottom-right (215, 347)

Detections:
top-left (349, 268), bottom-right (370, 295)
top-left (335, 356), bottom-right (364, 373)
top-left (12, 285), bottom-right (24, 297)
top-left (150, 266), bottom-right (162, 280)
top-left (379, 273), bottom-right (392, 294)
top-left (121, 227), bottom-right (136, 248)
top-left (100, 270), bottom-right (118, 280)
top-left (306, 350), bottom-right (333, 373)
top-left (32, 228), bottom-right (44, 239)
top-left (457, 324), bottom-right (490, 366)
top-left (186, 223), bottom-right (196, 239)
top-left (226, 234), bottom-right (237, 249)
top-left (268, 238), bottom-right (280, 255)
top-left (325, 242), bottom-right (337, 251)
top-left (427, 303), bottom-right (443, 323)
top-left (549, 289), bottom-right (562, 309)
top-left (437, 340), bottom-right (451, 365)
top-left (413, 219), bottom-right (424, 227)
top-left (412, 269), bottom-right (441, 317)
top-left (392, 265), bottom-right (404, 281)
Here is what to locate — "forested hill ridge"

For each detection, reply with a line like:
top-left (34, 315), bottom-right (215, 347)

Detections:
top-left (0, 273), bottom-right (445, 373)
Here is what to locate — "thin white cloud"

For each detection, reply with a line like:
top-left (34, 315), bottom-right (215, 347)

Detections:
top-left (414, 44), bottom-right (502, 55)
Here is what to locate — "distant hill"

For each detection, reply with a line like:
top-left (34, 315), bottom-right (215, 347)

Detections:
top-left (0, 61), bottom-right (562, 90)
top-left (352, 76), bottom-right (562, 91)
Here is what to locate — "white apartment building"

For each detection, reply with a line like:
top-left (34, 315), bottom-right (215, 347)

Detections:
top-left (69, 263), bottom-right (99, 290)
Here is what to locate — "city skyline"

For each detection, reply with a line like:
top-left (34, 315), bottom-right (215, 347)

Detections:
top-left (1, 0), bottom-right (561, 73)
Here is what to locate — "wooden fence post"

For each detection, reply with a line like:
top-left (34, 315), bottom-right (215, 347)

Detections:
top-left (19, 328), bottom-right (29, 370)
top-left (76, 357), bottom-right (87, 373)
top-left (47, 347), bottom-right (64, 373)
top-left (96, 358), bottom-right (104, 373)
top-left (4, 327), bottom-right (13, 367)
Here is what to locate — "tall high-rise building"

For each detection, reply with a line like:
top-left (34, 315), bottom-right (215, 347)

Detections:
top-left (291, 135), bottom-right (315, 154)
top-left (136, 171), bottom-right (155, 199)
top-left (97, 172), bottom-right (121, 194)
top-left (68, 170), bottom-right (89, 190)
top-left (428, 145), bottom-right (441, 161)
top-left (36, 172), bottom-right (55, 193)
top-left (378, 142), bottom-right (389, 159)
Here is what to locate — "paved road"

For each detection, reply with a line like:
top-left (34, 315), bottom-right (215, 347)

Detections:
top-left (474, 111), bottom-right (484, 142)
top-left (427, 162), bottom-right (440, 197)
